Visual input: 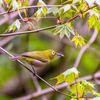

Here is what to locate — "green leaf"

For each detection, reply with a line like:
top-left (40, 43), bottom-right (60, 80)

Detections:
top-left (60, 10), bottom-right (73, 22)
top-left (37, 0), bottom-right (46, 6)
top-left (87, 14), bottom-right (100, 32)
top-left (78, 2), bottom-right (88, 12)
top-left (72, 0), bottom-right (81, 4)
top-left (0, 0), bottom-right (3, 7)
top-left (5, 20), bottom-right (22, 32)
top-left (9, 0), bottom-right (20, 10)
top-left (87, 8), bottom-right (100, 18)
top-left (54, 68), bottom-right (79, 87)
top-left (87, 15), bottom-right (97, 30)
top-left (71, 35), bottom-right (86, 48)
top-left (21, 0), bottom-right (29, 7)
top-left (71, 98), bottom-right (85, 100)
top-left (82, 80), bottom-right (94, 92)
top-left (85, 0), bottom-right (95, 6)
top-left (59, 4), bottom-right (71, 13)
top-left (5, 0), bottom-right (12, 4)
top-left (54, 24), bottom-right (75, 39)
top-left (71, 82), bottom-right (85, 96)
top-left (46, 7), bottom-right (59, 16)
top-left (34, 7), bottom-right (47, 19)
top-left (54, 73), bottom-right (65, 85)
top-left (94, 20), bottom-right (100, 32)
top-left (92, 90), bottom-right (100, 96)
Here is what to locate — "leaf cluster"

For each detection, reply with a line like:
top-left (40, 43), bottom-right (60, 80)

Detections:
top-left (53, 68), bottom-right (100, 99)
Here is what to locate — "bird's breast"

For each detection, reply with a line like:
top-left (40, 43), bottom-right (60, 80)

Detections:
top-left (31, 59), bottom-right (49, 67)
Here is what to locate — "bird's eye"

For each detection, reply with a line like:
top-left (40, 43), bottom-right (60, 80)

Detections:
top-left (51, 51), bottom-right (55, 55)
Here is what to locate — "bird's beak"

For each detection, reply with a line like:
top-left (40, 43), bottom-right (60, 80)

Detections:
top-left (56, 53), bottom-right (64, 57)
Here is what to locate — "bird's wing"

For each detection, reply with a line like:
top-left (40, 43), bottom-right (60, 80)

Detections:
top-left (21, 51), bottom-right (49, 62)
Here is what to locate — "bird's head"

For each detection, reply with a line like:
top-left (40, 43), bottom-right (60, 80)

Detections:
top-left (44, 49), bottom-right (64, 61)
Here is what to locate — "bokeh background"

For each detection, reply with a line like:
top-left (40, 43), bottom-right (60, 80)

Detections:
top-left (0, 0), bottom-right (100, 100)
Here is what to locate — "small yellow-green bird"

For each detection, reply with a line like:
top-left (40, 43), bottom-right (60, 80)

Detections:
top-left (11, 49), bottom-right (63, 67)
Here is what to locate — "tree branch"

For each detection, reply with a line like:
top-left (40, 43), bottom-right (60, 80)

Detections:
top-left (74, 29), bottom-right (98, 68)
top-left (0, 25), bottom-right (57, 37)
top-left (14, 71), bottom-right (100, 100)
top-left (0, 5), bottom-right (62, 16)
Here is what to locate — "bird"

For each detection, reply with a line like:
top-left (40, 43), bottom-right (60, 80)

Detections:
top-left (10, 49), bottom-right (63, 67)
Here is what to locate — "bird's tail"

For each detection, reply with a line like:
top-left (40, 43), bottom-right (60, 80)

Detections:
top-left (10, 56), bottom-right (21, 61)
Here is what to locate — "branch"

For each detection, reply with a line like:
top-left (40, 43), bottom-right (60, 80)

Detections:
top-left (74, 29), bottom-right (98, 68)
top-left (14, 71), bottom-right (100, 100)
top-left (0, 5), bottom-right (62, 16)
top-left (65, 5), bottom-right (99, 24)
top-left (0, 0), bottom-right (33, 25)
top-left (0, 25), bottom-right (57, 37)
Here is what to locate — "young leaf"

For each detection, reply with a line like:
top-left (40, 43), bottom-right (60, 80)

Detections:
top-left (71, 98), bottom-right (85, 100)
top-left (84, 0), bottom-right (95, 6)
top-left (53, 68), bottom-right (79, 87)
top-left (92, 90), bottom-right (100, 96)
top-left (5, 0), bottom-right (12, 4)
top-left (72, 0), bottom-right (81, 4)
top-left (34, 7), bottom-right (47, 19)
top-left (37, 0), bottom-right (46, 6)
top-left (59, 4), bottom-right (71, 13)
top-left (71, 82), bottom-right (85, 97)
top-left (63, 68), bottom-right (79, 87)
top-left (46, 7), bottom-right (59, 16)
top-left (82, 80), bottom-right (94, 92)
top-left (78, 2), bottom-right (88, 12)
top-left (60, 10), bottom-right (73, 22)
top-left (87, 8), bottom-right (100, 19)
top-left (5, 20), bottom-right (22, 32)
top-left (87, 14), bottom-right (100, 32)
top-left (33, 0), bottom-right (47, 19)
top-left (87, 15), bottom-right (97, 30)
top-left (71, 35), bottom-right (86, 48)
top-left (9, 0), bottom-right (20, 10)
top-left (54, 24), bottom-right (75, 39)
top-left (21, 0), bottom-right (29, 7)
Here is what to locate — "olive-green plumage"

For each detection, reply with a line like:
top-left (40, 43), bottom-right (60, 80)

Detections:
top-left (11, 49), bottom-right (63, 67)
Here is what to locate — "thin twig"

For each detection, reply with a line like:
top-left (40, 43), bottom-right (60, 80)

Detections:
top-left (0, 5), bottom-right (98, 37)
top-left (0, 25), bottom-right (57, 37)
top-left (18, 9), bottom-right (25, 21)
top-left (74, 29), bottom-right (98, 68)
top-left (0, 5), bottom-right (62, 16)
top-left (65, 5), bottom-right (99, 24)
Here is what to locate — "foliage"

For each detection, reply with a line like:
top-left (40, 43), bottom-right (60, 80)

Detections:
top-left (5, 20), bottom-right (22, 32)
top-left (53, 68), bottom-right (79, 87)
top-left (53, 68), bottom-right (100, 99)
top-left (54, 24), bottom-right (75, 39)
top-left (71, 35), bottom-right (86, 48)
top-left (1, 0), bottom-right (100, 47)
